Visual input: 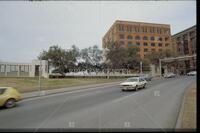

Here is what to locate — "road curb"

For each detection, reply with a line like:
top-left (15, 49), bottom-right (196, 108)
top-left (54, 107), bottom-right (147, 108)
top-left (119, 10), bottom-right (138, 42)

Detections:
top-left (175, 82), bottom-right (195, 129)
top-left (22, 81), bottom-right (121, 99)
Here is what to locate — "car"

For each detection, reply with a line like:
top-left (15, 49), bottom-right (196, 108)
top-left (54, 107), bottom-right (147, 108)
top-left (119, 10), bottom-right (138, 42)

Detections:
top-left (187, 71), bottom-right (196, 76)
top-left (163, 72), bottom-right (176, 78)
top-left (139, 74), bottom-right (153, 81)
top-left (120, 77), bottom-right (147, 91)
top-left (0, 87), bottom-right (22, 108)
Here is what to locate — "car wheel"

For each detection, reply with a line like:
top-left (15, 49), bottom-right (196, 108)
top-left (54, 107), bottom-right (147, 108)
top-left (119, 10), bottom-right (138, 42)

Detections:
top-left (5, 99), bottom-right (16, 108)
top-left (143, 83), bottom-right (146, 88)
top-left (135, 85), bottom-right (138, 91)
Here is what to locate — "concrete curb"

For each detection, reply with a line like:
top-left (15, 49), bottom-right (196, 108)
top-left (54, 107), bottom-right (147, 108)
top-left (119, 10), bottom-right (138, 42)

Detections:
top-left (175, 82), bottom-right (195, 129)
top-left (22, 81), bottom-right (121, 99)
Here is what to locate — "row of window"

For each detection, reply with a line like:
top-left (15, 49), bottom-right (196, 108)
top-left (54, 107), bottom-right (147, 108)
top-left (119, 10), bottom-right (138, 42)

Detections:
top-left (120, 41), bottom-right (170, 47)
top-left (0, 65), bottom-right (30, 73)
top-left (118, 24), bottom-right (170, 34)
top-left (143, 48), bottom-right (162, 52)
top-left (119, 34), bottom-right (170, 41)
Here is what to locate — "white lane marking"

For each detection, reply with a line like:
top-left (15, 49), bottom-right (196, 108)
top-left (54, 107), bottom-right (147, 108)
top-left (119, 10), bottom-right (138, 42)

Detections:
top-left (21, 84), bottom-right (120, 102)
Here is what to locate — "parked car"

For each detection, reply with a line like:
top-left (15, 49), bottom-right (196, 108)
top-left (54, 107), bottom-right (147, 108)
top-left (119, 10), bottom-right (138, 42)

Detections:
top-left (120, 77), bottom-right (147, 91)
top-left (0, 87), bottom-right (22, 108)
top-left (187, 71), bottom-right (196, 76)
top-left (139, 74), bottom-right (153, 81)
top-left (163, 72), bottom-right (176, 78)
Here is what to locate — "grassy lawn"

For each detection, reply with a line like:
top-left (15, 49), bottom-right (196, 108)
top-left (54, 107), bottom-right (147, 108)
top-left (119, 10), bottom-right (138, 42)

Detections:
top-left (0, 77), bottom-right (125, 93)
top-left (181, 83), bottom-right (196, 129)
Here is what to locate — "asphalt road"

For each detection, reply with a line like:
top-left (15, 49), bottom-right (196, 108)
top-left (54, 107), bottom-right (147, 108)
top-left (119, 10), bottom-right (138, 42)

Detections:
top-left (0, 76), bottom-right (196, 131)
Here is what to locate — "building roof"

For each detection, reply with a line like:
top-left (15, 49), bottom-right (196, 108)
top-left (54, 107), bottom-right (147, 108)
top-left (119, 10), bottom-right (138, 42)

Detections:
top-left (115, 20), bottom-right (170, 27)
top-left (172, 25), bottom-right (196, 37)
top-left (103, 20), bottom-right (171, 39)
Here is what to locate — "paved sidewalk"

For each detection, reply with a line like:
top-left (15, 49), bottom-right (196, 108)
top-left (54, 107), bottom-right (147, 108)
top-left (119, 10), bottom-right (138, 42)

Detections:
top-left (22, 81), bottom-right (121, 99)
top-left (175, 81), bottom-right (196, 130)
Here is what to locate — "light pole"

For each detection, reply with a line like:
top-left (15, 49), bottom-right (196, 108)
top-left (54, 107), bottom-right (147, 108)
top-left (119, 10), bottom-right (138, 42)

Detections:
top-left (140, 61), bottom-right (143, 75)
top-left (38, 60), bottom-right (42, 96)
top-left (159, 59), bottom-right (162, 77)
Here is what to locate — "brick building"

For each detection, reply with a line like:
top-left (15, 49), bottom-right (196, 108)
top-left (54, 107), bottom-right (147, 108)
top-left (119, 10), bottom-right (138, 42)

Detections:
top-left (102, 20), bottom-right (173, 59)
top-left (171, 25), bottom-right (196, 74)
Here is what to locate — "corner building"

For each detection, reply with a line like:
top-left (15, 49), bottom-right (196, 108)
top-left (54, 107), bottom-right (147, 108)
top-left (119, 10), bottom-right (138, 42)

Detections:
top-left (102, 20), bottom-right (173, 59)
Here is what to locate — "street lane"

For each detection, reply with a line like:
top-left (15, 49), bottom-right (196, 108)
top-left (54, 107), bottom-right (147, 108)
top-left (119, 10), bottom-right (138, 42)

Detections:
top-left (0, 76), bottom-right (196, 130)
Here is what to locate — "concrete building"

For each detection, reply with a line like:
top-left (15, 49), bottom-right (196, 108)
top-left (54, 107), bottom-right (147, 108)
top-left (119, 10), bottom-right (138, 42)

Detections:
top-left (0, 60), bottom-right (49, 78)
top-left (102, 20), bottom-right (173, 59)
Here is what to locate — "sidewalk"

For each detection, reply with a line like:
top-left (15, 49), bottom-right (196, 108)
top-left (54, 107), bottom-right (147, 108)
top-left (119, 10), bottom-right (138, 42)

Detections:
top-left (175, 82), bottom-right (196, 130)
top-left (22, 81), bottom-right (121, 99)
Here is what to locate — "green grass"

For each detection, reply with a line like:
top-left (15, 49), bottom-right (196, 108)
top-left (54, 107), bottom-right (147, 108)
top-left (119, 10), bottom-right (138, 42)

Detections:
top-left (0, 77), bottom-right (124, 93)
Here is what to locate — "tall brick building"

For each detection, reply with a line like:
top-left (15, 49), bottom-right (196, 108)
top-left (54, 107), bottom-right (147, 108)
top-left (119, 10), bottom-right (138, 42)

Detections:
top-left (102, 20), bottom-right (173, 59)
top-left (171, 25), bottom-right (196, 74)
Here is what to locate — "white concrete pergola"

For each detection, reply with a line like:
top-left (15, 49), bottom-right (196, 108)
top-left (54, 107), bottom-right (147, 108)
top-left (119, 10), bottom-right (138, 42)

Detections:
top-left (159, 54), bottom-right (196, 77)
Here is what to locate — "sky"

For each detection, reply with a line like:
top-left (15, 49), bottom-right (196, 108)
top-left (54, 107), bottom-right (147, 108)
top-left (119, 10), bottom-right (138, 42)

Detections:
top-left (0, 1), bottom-right (196, 62)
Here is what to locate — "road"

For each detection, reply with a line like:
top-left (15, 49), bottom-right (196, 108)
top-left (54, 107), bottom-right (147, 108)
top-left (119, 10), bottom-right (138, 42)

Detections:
top-left (0, 76), bottom-right (196, 131)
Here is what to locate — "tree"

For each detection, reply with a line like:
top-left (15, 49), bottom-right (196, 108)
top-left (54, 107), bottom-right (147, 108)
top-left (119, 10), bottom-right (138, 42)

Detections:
top-left (105, 42), bottom-right (140, 69)
top-left (38, 45), bottom-right (80, 75)
top-left (144, 49), bottom-right (175, 65)
top-left (79, 45), bottom-right (103, 68)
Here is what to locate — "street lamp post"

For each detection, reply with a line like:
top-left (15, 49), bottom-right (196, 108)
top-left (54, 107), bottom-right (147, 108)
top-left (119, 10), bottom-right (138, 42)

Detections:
top-left (38, 60), bottom-right (42, 96)
top-left (159, 59), bottom-right (162, 77)
top-left (140, 61), bottom-right (143, 75)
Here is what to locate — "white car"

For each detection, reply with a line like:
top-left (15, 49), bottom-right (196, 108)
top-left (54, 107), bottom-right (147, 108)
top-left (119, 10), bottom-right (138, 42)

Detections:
top-left (163, 72), bottom-right (176, 78)
top-left (187, 71), bottom-right (196, 76)
top-left (120, 77), bottom-right (147, 91)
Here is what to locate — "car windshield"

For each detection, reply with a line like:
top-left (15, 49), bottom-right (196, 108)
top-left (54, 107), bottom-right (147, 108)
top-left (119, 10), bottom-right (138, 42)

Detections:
top-left (0, 88), bottom-right (6, 95)
top-left (126, 78), bottom-right (138, 82)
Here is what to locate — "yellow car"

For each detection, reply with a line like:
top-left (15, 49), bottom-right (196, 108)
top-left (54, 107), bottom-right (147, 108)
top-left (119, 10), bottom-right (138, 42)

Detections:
top-left (0, 87), bottom-right (22, 108)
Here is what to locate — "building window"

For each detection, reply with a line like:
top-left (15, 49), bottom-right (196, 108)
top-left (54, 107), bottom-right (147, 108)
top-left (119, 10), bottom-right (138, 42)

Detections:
top-left (151, 43), bottom-right (155, 46)
top-left (151, 49), bottom-right (155, 52)
top-left (135, 36), bottom-right (140, 40)
top-left (165, 43), bottom-right (169, 47)
top-left (150, 36), bottom-right (155, 41)
top-left (159, 49), bottom-right (162, 52)
top-left (143, 42), bottom-right (148, 46)
top-left (0, 65), bottom-right (5, 72)
top-left (7, 65), bottom-right (11, 72)
top-left (144, 48), bottom-right (148, 52)
top-left (136, 42), bottom-right (140, 46)
top-left (165, 37), bottom-right (169, 41)
top-left (158, 43), bottom-right (162, 47)
top-left (128, 41), bottom-right (133, 46)
top-left (11, 65), bottom-right (16, 72)
top-left (127, 35), bottom-right (133, 40)
top-left (176, 37), bottom-right (181, 42)
top-left (119, 34), bottom-right (124, 39)
top-left (143, 36), bottom-right (148, 40)
top-left (158, 37), bottom-right (162, 41)
top-left (20, 66), bottom-right (25, 72)
top-left (25, 66), bottom-right (29, 72)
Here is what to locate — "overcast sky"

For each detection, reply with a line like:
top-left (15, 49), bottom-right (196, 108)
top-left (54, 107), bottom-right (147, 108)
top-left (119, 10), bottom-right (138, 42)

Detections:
top-left (0, 1), bottom-right (196, 62)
